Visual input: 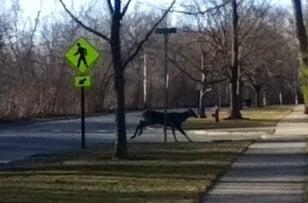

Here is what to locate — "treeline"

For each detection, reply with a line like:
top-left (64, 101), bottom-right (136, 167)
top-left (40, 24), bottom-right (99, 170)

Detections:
top-left (0, 0), bottom-right (300, 119)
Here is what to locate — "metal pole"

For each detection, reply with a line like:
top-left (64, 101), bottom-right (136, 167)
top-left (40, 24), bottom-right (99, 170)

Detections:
top-left (81, 87), bottom-right (85, 149)
top-left (164, 34), bottom-right (168, 143)
top-left (199, 54), bottom-right (205, 115)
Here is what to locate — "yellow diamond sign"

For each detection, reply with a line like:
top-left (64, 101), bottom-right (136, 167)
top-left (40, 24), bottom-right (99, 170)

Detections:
top-left (65, 37), bottom-right (100, 74)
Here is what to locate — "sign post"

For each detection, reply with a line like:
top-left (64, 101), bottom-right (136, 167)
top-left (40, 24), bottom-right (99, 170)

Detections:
top-left (81, 86), bottom-right (85, 149)
top-left (64, 37), bottom-right (100, 149)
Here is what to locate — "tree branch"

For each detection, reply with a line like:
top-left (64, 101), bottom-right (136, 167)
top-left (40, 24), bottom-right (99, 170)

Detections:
top-left (208, 77), bottom-right (228, 85)
top-left (169, 43), bottom-right (202, 71)
top-left (172, 1), bottom-right (230, 16)
top-left (120, 0), bottom-right (132, 19)
top-left (107, 0), bottom-right (114, 14)
top-left (240, 4), bottom-right (270, 42)
top-left (168, 55), bottom-right (203, 84)
top-left (27, 8), bottom-right (41, 58)
top-left (59, 0), bottom-right (111, 42)
top-left (122, 0), bottom-right (176, 70)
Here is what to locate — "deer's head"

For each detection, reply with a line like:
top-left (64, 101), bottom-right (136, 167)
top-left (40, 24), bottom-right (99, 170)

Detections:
top-left (188, 108), bottom-right (198, 118)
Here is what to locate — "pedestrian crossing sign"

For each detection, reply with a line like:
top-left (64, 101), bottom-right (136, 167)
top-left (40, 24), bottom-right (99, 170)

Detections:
top-left (64, 37), bottom-right (100, 74)
top-left (74, 76), bottom-right (92, 88)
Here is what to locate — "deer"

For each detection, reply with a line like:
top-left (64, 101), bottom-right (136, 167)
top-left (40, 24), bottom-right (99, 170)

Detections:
top-left (130, 108), bottom-right (198, 142)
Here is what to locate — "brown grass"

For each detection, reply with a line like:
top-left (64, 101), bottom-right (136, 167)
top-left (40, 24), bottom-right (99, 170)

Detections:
top-left (184, 106), bottom-right (293, 130)
top-left (0, 141), bottom-right (250, 203)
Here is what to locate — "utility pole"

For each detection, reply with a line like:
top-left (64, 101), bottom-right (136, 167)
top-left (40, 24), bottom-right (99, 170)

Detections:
top-left (294, 72), bottom-right (299, 105)
top-left (143, 49), bottom-right (147, 109)
top-left (199, 54), bottom-right (206, 118)
top-left (263, 90), bottom-right (267, 106)
top-left (155, 27), bottom-right (177, 143)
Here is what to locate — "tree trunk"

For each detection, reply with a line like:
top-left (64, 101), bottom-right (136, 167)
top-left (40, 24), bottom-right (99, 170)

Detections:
top-left (229, 83), bottom-right (232, 109)
top-left (231, 78), bottom-right (242, 117)
top-left (256, 88), bottom-right (262, 107)
top-left (199, 91), bottom-right (206, 118)
top-left (112, 1), bottom-right (128, 158)
top-left (114, 72), bottom-right (127, 158)
top-left (292, 0), bottom-right (308, 113)
top-left (239, 80), bottom-right (244, 110)
top-left (229, 0), bottom-right (242, 119)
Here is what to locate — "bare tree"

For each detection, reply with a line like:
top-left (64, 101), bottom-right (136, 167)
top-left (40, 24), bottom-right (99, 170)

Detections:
top-left (172, 0), bottom-right (272, 111)
top-left (168, 31), bottom-right (228, 116)
top-left (59, 0), bottom-right (175, 158)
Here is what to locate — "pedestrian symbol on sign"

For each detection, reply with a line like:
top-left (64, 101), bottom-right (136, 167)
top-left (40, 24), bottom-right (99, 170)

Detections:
top-left (74, 43), bottom-right (88, 68)
top-left (64, 37), bottom-right (100, 74)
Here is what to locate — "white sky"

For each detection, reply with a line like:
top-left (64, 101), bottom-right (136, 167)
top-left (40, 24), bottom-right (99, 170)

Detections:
top-left (2, 0), bottom-right (293, 25)
top-left (271, 0), bottom-right (292, 7)
top-left (16, 0), bottom-right (293, 19)
top-left (17, 0), bottom-right (176, 17)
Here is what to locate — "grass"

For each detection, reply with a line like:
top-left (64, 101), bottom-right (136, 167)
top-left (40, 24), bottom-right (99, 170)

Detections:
top-left (0, 141), bottom-right (250, 203)
top-left (184, 106), bottom-right (293, 130)
top-left (0, 106), bottom-right (294, 202)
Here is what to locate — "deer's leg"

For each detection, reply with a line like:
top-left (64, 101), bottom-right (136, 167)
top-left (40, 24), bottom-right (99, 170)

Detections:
top-left (130, 123), bottom-right (141, 139)
top-left (171, 126), bottom-right (178, 142)
top-left (175, 125), bottom-right (193, 142)
top-left (130, 120), bottom-right (154, 139)
top-left (131, 120), bottom-right (145, 139)
top-left (137, 120), bottom-right (150, 136)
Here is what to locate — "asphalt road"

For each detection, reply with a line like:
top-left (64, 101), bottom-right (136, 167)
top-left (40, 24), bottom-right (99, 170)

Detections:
top-left (0, 108), bottom-right (201, 163)
top-left (0, 112), bottom-right (146, 163)
top-left (0, 107), bottom-right (272, 164)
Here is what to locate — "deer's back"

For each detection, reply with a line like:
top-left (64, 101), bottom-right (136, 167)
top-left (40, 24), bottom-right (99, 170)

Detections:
top-left (143, 111), bottom-right (164, 123)
top-left (142, 110), bottom-right (187, 125)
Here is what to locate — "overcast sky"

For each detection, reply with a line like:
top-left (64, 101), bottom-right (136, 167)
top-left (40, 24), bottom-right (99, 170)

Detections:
top-left (17, 0), bottom-right (177, 17)
top-left (2, 0), bottom-right (293, 25)
top-left (16, 0), bottom-right (292, 18)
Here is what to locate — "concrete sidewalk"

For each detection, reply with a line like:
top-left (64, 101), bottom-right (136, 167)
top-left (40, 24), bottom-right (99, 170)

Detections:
top-left (203, 105), bottom-right (308, 203)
